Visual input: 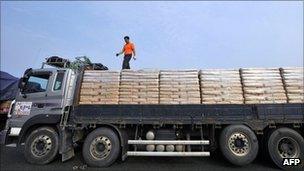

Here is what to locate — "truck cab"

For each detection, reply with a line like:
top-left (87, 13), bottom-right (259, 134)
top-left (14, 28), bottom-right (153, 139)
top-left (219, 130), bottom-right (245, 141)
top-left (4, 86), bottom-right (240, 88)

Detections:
top-left (1, 56), bottom-right (109, 165)
top-left (1, 67), bottom-right (77, 150)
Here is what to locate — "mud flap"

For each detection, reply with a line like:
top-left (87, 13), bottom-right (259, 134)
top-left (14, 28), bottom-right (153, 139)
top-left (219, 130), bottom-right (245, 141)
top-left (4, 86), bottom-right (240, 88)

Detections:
top-left (59, 128), bottom-right (74, 162)
top-left (120, 129), bottom-right (129, 161)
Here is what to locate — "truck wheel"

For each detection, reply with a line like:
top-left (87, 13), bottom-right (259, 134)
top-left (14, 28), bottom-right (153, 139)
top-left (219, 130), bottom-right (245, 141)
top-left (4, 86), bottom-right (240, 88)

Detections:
top-left (24, 127), bottom-right (59, 164)
top-left (268, 128), bottom-right (304, 170)
top-left (220, 125), bottom-right (258, 166)
top-left (82, 127), bottom-right (120, 167)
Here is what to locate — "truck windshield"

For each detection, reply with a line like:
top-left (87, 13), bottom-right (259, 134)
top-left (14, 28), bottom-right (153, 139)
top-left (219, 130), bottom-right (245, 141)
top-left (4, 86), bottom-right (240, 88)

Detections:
top-left (23, 74), bottom-right (50, 94)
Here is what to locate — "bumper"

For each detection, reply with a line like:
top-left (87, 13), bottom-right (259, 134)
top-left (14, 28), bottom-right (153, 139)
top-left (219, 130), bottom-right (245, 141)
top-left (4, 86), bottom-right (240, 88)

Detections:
top-left (0, 129), bottom-right (19, 146)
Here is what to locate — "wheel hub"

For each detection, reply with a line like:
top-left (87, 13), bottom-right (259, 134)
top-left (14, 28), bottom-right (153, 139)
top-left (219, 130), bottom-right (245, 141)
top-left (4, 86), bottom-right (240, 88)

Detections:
top-left (278, 137), bottom-right (299, 158)
top-left (36, 140), bottom-right (46, 151)
top-left (96, 142), bottom-right (106, 152)
top-left (31, 135), bottom-right (52, 157)
top-left (228, 132), bottom-right (250, 156)
top-left (90, 136), bottom-right (112, 160)
top-left (234, 138), bottom-right (245, 148)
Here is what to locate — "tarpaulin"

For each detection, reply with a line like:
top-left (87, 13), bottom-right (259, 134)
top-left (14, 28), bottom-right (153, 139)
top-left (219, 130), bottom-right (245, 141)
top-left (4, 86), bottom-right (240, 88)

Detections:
top-left (0, 71), bottom-right (18, 101)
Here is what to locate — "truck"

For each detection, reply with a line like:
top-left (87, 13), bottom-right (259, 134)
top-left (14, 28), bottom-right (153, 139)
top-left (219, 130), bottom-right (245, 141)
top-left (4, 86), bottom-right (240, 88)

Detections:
top-left (0, 57), bottom-right (303, 170)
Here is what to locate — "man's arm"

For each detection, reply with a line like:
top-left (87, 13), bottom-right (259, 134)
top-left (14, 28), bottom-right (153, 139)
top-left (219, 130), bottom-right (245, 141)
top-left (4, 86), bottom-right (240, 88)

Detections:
top-left (116, 47), bottom-right (124, 56)
top-left (132, 44), bottom-right (136, 59)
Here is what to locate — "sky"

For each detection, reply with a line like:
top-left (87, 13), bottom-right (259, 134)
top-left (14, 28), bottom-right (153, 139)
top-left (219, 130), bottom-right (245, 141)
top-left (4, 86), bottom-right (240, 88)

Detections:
top-left (0, 1), bottom-right (303, 77)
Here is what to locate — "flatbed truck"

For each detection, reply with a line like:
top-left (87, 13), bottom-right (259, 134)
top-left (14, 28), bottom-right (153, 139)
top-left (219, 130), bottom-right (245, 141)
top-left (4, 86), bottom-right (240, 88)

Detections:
top-left (0, 60), bottom-right (303, 170)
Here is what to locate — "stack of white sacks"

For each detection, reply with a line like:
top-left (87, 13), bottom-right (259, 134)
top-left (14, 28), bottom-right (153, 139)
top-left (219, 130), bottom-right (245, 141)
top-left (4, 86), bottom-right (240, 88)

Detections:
top-left (79, 70), bottom-right (120, 104)
top-left (78, 67), bottom-right (303, 105)
top-left (159, 70), bottom-right (201, 104)
top-left (200, 69), bottom-right (244, 104)
top-left (281, 67), bottom-right (304, 103)
top-left (119, 69), bottom-right (159, 104)
top-left (241, 68), bottom-right (287, 104)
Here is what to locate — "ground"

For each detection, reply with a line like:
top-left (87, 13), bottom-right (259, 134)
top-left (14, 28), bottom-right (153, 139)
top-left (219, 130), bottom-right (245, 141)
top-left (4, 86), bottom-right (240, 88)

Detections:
top-left (0, 145), bottom-right (280, 171)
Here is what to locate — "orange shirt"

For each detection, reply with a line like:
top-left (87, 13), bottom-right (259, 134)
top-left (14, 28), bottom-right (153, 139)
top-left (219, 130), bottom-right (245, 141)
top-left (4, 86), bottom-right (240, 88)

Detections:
top-left (123, 42), bottom-right (135, 55)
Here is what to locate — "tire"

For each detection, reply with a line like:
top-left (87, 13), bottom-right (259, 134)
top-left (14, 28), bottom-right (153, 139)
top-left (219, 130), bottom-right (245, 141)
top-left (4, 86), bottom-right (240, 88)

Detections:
top-left (24, 127), bottom-right (59, 164)
top-left (82, 127), bottom-right (120, 167)
top-left (220, 125), bottom-right (259, 166)
top-left (268, 128), bottom-right (304, 170)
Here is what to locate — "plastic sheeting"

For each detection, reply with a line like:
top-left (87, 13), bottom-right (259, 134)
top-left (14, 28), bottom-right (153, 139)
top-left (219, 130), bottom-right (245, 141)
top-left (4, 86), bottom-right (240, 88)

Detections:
top-left (0, 71), bottom-right (18, 101)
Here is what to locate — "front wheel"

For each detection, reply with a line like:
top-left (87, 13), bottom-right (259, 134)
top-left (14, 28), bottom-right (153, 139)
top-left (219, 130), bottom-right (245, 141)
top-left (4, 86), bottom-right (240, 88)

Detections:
top-left (24, 127), bottom-right (59, 164)
top-left (268, 127), bottom-right (304, 170)
top-left (220, 125), bottom-right (259, 166)
top-left (82, 127), bottom-right (120, 167)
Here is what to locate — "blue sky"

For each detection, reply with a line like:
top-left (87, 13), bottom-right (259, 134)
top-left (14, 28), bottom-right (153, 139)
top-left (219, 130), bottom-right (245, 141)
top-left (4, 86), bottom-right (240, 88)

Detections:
top-left (1, 1), bottom-right (303, 77)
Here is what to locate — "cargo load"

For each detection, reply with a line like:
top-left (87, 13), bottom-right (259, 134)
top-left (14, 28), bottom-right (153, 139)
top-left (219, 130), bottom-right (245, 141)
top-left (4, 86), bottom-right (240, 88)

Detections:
top-left (159, 69), bottom-right (200, 104)
top-left (281, 67), bottom-right (304, 103)
top-left (200, 69), bottom-right (243, 104)
top-left (241, 68), bottom-right (287, 104)
top-left (79, 70), bottom-right (120, 104)
top-left (120, 69), bottom-right (159, 104)
top-left (78, 67), bottom-right (304, 105)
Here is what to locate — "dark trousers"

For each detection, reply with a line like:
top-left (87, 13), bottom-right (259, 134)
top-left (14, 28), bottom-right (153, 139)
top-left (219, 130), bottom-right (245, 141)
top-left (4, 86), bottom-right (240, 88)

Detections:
top-left (122, 54), bottom-right (132, 69)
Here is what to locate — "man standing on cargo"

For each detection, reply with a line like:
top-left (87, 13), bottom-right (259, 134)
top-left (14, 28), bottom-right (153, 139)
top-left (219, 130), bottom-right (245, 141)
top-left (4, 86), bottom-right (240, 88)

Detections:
top-left (116, 36), bottom-right (136, 69)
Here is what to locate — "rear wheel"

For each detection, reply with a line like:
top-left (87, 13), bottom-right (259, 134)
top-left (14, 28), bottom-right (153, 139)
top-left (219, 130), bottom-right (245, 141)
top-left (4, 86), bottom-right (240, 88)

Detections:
top-left (82, 127), bottom-right (120, 167)
top-left (220, 125), bottom-right (259, 166)
top-left (24, 127), bottom-right (59, 164)
top-left (268, 127), bottom-right (304, 170)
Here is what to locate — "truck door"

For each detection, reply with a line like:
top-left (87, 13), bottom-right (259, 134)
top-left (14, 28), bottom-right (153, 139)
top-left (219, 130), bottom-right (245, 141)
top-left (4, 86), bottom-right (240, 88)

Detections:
top-left (14, 71), bottom-right (51, 119)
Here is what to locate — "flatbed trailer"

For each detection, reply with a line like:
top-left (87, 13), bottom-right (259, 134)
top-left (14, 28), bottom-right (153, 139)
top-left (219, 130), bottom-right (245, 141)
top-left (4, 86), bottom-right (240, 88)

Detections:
top-left (1, 62), bottom-right (303, 170)
top-left (72, 104), bottom-right (303, 126)
top-left (69, 103), bottom-right (303, 167)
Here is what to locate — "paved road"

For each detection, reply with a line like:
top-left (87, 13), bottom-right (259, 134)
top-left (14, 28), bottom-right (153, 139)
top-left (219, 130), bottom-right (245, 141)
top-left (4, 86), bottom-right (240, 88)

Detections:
top-left (0, 145), bottom-right (280, 171)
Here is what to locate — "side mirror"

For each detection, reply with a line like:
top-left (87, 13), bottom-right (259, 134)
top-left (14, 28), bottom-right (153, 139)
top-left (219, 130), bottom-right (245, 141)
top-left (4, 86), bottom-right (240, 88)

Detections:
top-left (24, 68), bottom-right (32, 76)
top-left (18, 77), bottom-right (29, 90)
top-left (18, 77), bottom-right (24, 89)
top-left (18, 77), bottom-right (28, 98)
top-left (18, 68), bottom-right (32, 90)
